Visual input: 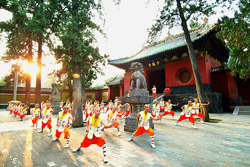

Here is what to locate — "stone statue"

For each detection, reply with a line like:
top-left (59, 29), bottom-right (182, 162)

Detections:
top-left (129, 62), bottom-right (147, 91)
top-left (51, 83), bottom-right (60, 96)
top-left (50, 83), bottom-right (61, 114)
top-left (119, 62), bottom-right (154, 132)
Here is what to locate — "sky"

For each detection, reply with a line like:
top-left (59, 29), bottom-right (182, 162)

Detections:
top-left (0, 1), bottom-right (236, 87)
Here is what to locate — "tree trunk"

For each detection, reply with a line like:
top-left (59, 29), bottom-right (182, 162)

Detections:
top-left (176, 0), bottom-right (209, 121)
top-left (68, 73), bottom-right (73, 102)
top-left (25, 40), bottom-right (32, 114)
top-left (35, 35), bottom-right (42, 108)
top-left (72, 63), bottom-right (83, 127)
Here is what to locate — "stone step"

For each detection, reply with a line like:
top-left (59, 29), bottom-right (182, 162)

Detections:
top-left (238, 111), bottom-right (250, 115)
top-left (233, 106), bottom-right (250, 115)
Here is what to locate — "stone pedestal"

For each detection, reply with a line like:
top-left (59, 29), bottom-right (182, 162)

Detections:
top-left (50, 95), bottom-right (61, 114)
top-left (129, 90), bottom-right (149, 97)
top-left (118, 94), bottom-right (154, 132)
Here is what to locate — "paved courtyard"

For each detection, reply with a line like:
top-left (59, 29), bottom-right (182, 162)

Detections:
top-left (0, 109), bottom-right (250, 167)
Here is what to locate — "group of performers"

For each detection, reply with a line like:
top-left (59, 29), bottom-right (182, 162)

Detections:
top-left (8, 97), bottom-right (209, 163)
top-left (83, 98), bottom-right (131, 123)
top-left (8, 102), bottom-right (28, 122)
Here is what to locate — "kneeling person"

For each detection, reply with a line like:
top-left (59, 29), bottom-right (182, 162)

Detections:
top-left (73, 107), bottom-right (114, 163)
top-left (128, 104), bottom-right (160, 148)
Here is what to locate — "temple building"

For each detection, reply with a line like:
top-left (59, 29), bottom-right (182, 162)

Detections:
top-left (108, 22), bottom-right (250, 112)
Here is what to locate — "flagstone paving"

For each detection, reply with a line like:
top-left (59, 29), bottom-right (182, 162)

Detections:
top-left (0, 109), bottom-right (250, 167)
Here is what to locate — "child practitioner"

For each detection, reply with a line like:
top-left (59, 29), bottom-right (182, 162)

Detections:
top-left (106, 100), bottom-right (113, 113)
top-left (191, 98), bottom-right (210, 123)
top-left (38, 103), bottom-right (55, 136)
top-left (162, 99), bottom-right (179, 118)
top-left (128, 104), bottom-right (160, 148)
top-left (73, 106), bottom-right (114, 163)
top-left (151, 85), bottom-right (157, 98)
top-left (159, 98), bottom-right (165, 111)
top-left (151, 101), bottom-right (162, 121)
top-left (52, 105), bottom-right (75, 148)
top-left (19, 104), bottom-right (28, 122)
top-left (175, 100), bottom-right (197, 128)
top-left (31, 103), bottom-right (41, 129)
top-left (105, 104), bottom-right (121, 136)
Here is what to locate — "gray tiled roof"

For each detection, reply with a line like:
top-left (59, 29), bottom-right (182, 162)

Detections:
top-left (109, 24), bottom-right (214, 65)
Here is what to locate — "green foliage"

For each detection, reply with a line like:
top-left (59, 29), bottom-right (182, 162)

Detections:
top-left (52, 0), bottom-right (109, 90)
top-left (190, 22), bottom-right (201, 28)
top-left (217, 0), bottom-right (250, 80)
top-left (0, 78), bottom-right (6, 87)
top-left (2, 69), bottom-right (26, 89)
top-left (148, 0), bottom-right (234, 43)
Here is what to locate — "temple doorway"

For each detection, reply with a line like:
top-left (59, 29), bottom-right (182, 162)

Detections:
top-left (147, 69), bottom-right (166, 94)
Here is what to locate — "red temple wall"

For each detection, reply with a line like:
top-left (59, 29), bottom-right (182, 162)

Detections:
top-left (164, 57), bottom-right (219, 87)
top-left (226, 71), bottom-right (238, 98)
top-left (122, 56), bottom-right (221, 92)
top-left (205, 57), bottom-right (221, 85)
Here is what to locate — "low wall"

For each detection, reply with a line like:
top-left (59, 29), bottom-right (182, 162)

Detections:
top-left (163, 92), bottom-right (223, 113)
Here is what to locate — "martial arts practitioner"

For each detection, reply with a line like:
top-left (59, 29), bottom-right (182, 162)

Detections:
top-left (52, 105), bottom-right (75, 148)
top-left (159, 98), bottom-right (165, 111)
top-left (175, 100), bottom-right (197, 128)
top-left (85, 100), bottom-right (94, 121)
top-left (128, 104), bottom-right (160, 148)
top-left (16, 102), bottom-right (22, 118)
top-left (66, 100), bottom-right (71, 108)
top-left (14, 103), bottom-right (19, 117)
top-left (122, 104), bottom-right (131, 121)
top-left (9, 102), bottom-right (13, 115)
top-left (38, 103), bottom-right (55, 136)
top-left (106, 100), bottom-right (113, 113)
top-left (115, 101), bottom-right (127, 123)
top-left (151, 101), bottom-right (162, 121)
top-left (162, 99), bottom-right (179, 118)
top-left (100, 100), bottom-right (105, 113)
top-left (83, 100), bottom-right (89, 116)
top-left (191, 98), bottom-right (210, 123)
top-left (73, 106), bottom-right (114, 163)
top-left (31, 103), bottom-right (41, 129)
top-left (60, 100), bottom-right (64, 111)
top-left (104, 104), bottom-right (121, 136)
top-left (151, 85), bottom-right (157, 98)
top-left (19, 104), bottom-right (28, 122)
top-left (12, 103), bottom-right (17, 117)
top-left (114, 97), bottom-right (118, 106)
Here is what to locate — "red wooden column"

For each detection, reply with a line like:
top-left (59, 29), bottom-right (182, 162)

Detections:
top-left (227, 71), bottom-right (238, 98)
top-left (119, 85), bottom-right (123, 97)
top-left (108, 86), bottom-right (111, 101)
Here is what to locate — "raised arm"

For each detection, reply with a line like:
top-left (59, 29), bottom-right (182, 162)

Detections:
top-left (31, 109), bottom-right (34, 117)
top-left (101, 119), bottom-right (114, 128)
top-left (201, 102), bottom-right (210, 106)
top-left (86, 118), bottom-right (90, 132)
top-left (136, 113), bottom-right (141, 125)
top-left (181, 106), bottom-right (185, 113)
top-left (172, 103), bottom-right (179, 106)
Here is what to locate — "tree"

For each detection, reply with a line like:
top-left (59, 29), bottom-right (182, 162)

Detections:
top-left (148, 0), bottom-right (233, 121)
top-left (0, 1), bottom-right (33, 106)
top-left (1, 0), bottom-right (69, 108)
top-left (53, 0), bottom-right (108, 127)
top-left (1, 68), bottom-right (26, 89)
top-left (217, 0), bottom-right (250, 80)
